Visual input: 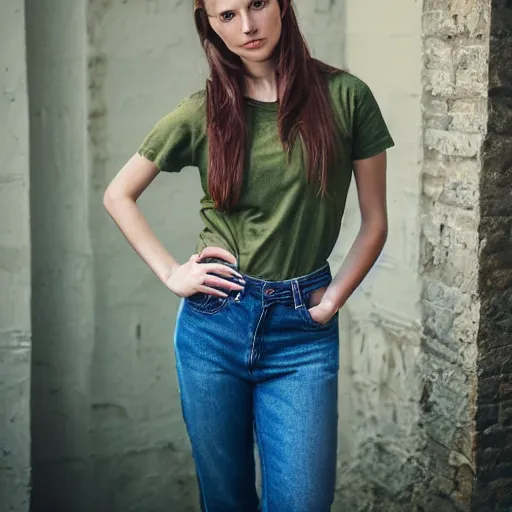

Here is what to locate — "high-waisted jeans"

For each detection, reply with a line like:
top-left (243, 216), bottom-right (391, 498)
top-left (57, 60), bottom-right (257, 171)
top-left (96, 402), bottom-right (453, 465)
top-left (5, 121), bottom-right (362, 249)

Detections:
top-left (174, 262), bottom-right (339, 512)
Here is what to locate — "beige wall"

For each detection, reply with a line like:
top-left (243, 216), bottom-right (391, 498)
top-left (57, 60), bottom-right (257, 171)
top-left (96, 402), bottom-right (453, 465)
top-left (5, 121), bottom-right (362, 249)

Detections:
top-left (330, 0), bottom-right (424, 506)
top-left (87, 1), bottom-right (206, 509)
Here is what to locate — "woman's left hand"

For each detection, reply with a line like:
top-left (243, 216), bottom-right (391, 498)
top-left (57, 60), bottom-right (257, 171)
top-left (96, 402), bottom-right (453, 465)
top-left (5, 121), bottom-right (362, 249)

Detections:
top-left (307, 286), bottom-right (339, 325)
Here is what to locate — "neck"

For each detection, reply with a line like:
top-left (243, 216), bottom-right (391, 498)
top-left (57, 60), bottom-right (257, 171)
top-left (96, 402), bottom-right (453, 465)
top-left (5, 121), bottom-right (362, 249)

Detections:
top-left (243, 58), bottom-right (278, 102)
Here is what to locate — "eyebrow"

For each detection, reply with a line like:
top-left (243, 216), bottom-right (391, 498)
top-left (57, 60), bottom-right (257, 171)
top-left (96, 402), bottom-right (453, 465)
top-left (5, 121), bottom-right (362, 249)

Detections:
top-left (208, 0), bottom-right (256, 17)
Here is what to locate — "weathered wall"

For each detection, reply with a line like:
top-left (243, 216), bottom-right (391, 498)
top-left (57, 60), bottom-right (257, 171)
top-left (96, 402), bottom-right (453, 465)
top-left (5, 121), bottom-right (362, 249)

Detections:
top-left (87, 1), bottom-right (205, 509)
top-left (418, 0), bottom-right (489, 509)
top-left (0, 1), bottom-right (31, 511)
top-left (329, 0), bottom-right (425, 509)
top-left (27, 0), bottom-right (95, 510)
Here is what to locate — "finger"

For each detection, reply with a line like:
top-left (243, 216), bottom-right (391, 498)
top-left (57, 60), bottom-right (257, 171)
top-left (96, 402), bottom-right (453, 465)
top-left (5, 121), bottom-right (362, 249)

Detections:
top-left (197, 285), bottom-right (228, 298)
top-left (204, 275), bottom-right (244, 291)
top-left (197, 247), bottom-right (238, 265)
top-left (189, 253), bottom-right (200, 262)
top-left (201, 263), bottom-right (244, 280)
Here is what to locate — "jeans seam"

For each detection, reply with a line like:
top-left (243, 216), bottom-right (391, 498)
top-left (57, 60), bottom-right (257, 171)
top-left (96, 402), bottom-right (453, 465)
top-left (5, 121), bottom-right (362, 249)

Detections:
top-left (175, 366), bottom-right (209, 512)
top-left (254, 414), bottom-right (268, 512)
top-left (249, 305), bottom-right (267, 368)
top-left (196, 464), bottom-right (209, 512)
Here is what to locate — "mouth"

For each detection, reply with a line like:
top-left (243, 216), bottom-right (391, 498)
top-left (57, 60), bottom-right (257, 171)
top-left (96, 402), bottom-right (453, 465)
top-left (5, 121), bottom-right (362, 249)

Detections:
top-left (242, 39), bottom-right (264, 50)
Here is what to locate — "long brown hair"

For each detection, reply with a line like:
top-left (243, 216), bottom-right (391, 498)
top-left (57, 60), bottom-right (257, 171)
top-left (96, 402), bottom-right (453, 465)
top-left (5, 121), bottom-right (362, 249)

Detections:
top-left (194, 0), bottom-right (341, 211)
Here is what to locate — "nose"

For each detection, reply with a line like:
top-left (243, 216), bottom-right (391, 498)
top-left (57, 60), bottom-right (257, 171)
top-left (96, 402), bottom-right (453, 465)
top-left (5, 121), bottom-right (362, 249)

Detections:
top-left (241, 12), bottom-right (256, 35)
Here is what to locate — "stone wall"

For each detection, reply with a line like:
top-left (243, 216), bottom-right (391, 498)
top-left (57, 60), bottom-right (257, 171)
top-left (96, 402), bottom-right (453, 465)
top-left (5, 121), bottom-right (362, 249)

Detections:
top-left (418, 0), bottom-right (490, 509)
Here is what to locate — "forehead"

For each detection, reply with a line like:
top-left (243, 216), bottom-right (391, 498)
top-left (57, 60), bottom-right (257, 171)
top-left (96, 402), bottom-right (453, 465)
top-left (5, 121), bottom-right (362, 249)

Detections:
top-left (205, 0), bottom-right (250, 14)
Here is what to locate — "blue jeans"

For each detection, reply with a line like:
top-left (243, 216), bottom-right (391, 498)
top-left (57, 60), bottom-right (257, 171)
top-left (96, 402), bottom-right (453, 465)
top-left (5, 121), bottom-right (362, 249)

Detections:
top-left (174, 263), bottom-right (339, 512)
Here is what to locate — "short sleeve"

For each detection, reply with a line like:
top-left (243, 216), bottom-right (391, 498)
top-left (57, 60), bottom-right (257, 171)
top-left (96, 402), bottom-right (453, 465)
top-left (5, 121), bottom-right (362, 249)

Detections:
top-left (137, 91), bottom-right (205, 173)
top-left (352, 79), bottom-right (394, 161)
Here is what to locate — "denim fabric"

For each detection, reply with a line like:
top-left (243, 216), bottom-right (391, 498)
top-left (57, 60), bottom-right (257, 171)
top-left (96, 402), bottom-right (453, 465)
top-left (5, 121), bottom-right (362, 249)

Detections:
top-left (174, 263), bottom-right (339, 512)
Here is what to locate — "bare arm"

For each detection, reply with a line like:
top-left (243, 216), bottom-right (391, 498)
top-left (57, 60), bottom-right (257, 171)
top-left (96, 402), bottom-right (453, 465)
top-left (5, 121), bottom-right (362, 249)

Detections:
top-left (309, 151), bottom-right (388, 320)
top-left (103, 153), bottom-right (180, 282)
top-left (103, 153), bottom-right (243, 296)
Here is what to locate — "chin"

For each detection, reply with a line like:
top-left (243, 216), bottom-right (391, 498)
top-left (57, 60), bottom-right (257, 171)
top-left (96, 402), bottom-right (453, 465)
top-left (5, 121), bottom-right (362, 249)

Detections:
top-left (245, 52), bottom-right (274, 63)
top-left (242, 45), bottom-right (278, 63)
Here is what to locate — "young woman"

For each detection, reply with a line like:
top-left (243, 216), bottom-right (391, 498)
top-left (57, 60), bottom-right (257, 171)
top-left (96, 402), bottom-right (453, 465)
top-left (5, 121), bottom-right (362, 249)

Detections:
top-left (104, 0), bottom-right (394, 510)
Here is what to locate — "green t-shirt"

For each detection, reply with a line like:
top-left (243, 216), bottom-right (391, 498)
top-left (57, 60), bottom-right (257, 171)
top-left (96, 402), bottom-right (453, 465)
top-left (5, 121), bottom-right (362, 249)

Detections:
top-left (138, 70), bottom-right (394, 281)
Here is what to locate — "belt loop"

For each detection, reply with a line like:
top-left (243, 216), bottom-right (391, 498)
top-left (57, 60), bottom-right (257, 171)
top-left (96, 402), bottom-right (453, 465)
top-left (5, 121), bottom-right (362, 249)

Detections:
top-left (291, 279), bottom-right (303, 309)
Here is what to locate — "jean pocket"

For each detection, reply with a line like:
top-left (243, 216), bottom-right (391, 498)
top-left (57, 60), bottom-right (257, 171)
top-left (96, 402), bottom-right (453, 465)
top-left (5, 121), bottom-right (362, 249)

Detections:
top-left (296, 284), bottom-right (338, 330)
top-left (185, 292), bottom-right (230, 315)
top-left (185, 255), bottom-right (240, 314)
top-left (297, 303), bottom-right (337, 330)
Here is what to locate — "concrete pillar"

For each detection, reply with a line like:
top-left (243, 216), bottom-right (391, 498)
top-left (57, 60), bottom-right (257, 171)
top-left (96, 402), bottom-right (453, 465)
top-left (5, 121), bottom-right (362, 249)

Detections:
top-left (0, 1), bottom-right (31, 511)
top-left (26, 1), bottom-right (95, 510)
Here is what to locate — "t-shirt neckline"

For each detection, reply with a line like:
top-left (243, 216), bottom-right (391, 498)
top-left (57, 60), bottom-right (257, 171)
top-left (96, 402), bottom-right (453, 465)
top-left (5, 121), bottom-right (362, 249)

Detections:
top-left (244, 97), bottom-right (279, 112)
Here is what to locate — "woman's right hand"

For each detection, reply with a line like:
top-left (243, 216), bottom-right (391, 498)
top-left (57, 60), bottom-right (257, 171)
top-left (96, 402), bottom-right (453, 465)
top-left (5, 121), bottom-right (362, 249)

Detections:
top-left (164, 249), bottom-right (245, 298)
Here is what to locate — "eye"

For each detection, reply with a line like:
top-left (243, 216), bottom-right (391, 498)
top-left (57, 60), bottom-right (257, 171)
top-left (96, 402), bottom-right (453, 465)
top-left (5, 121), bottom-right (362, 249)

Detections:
top-left (220, 11), bottom-right (235, 21)
top-left (252, 0), bottom-right (266, 9)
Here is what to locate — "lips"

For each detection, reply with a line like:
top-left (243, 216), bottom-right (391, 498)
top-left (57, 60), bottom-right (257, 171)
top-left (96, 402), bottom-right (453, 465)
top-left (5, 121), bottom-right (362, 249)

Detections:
top-left (243, 39), bottom-right (264, 49)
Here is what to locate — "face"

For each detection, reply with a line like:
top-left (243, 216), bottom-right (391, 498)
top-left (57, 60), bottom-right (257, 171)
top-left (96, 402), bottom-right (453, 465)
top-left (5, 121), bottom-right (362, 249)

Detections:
top-left (204, 0), bottom-right (282, 64)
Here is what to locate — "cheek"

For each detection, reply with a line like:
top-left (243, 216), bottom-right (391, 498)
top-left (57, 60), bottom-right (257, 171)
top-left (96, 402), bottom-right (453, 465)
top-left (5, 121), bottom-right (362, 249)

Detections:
top-left (273, 19), bottom-right (282, 41)
top-left (265, 11), bottom-right (282, 41)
